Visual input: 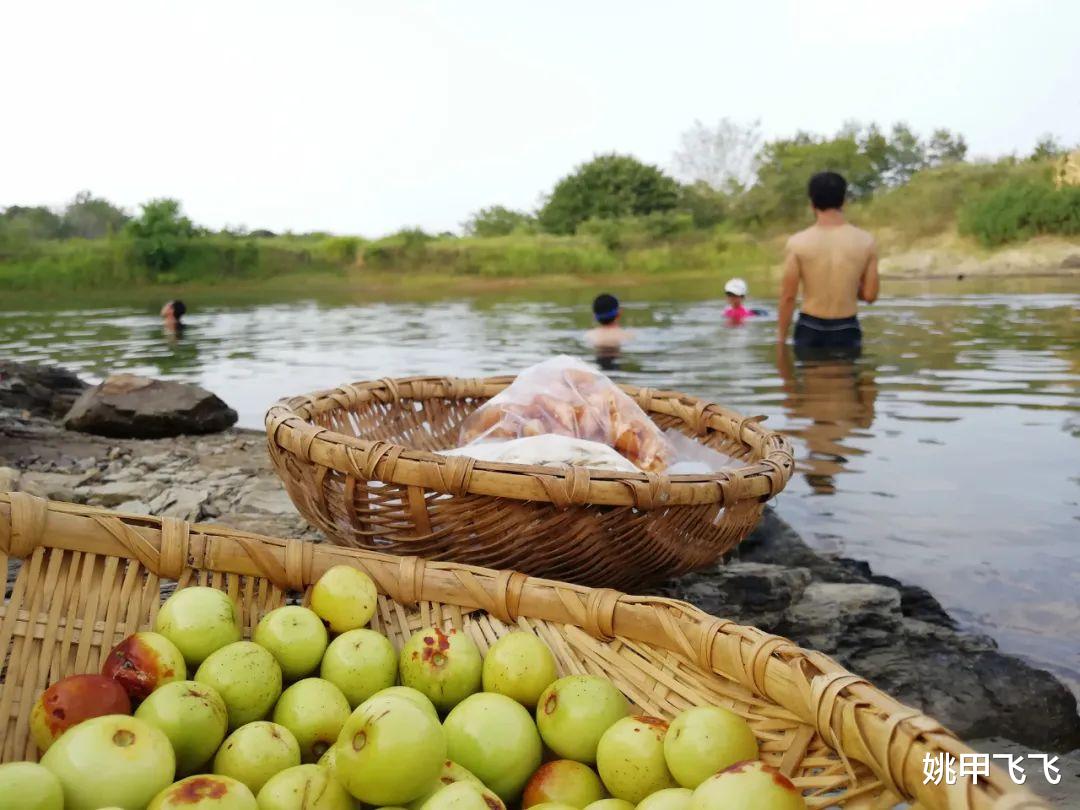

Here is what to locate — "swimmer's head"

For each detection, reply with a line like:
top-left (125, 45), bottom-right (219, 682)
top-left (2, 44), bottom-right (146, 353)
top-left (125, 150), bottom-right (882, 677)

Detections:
top-left (162, 299), bottom-right (186, 322)
top-left (592, 293), bottom-right (620, 325)
top-left (808, 171), bottom-right (847, 211)
top-left (724, 278), bottom-right (747, 304)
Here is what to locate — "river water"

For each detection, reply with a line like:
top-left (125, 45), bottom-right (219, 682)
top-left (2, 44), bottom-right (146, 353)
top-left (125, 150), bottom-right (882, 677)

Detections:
top-left (2, 277), bottom-right (1078, 693)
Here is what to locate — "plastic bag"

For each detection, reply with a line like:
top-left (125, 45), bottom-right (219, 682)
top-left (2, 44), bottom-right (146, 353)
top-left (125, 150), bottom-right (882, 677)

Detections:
top-left (441, 435), bottom-right (641, 472)
top-left (458, 356), bottom-right (675, 472)
top-left (663, 428), bottom-right (741, 474)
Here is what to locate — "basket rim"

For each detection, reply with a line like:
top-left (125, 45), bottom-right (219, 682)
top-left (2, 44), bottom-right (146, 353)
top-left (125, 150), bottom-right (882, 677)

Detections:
top-left (264, 374), bottom-right (795, 509)
top-left (0, 492), bottom-right (1045, 810)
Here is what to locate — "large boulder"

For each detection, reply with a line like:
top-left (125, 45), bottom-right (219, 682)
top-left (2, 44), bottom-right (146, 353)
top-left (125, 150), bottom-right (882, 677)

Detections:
top-left (0, 360), bottom-right (88, 418)
top-left (64, 374), bottom-right (237, 438)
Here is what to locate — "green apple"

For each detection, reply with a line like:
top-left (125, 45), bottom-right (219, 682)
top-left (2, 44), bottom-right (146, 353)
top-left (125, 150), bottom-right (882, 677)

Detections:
top-left (148, 774), bottom-right (257, 809)
top-left (310, 565), bottom-right (378, 633)
top-left (134, 679), bottom-right (228, 775)
top-left (481, 632), bottom-right (557, 709)
top-left (371, 686), bottom-right (440, 722)
top-left (320, 629), bottom-right (397, 707)
top-left (443, 692), bottom-right (541, 802)
top-left (419, 782), bottom-right (490, 810)
top-left (214, 721), bottom-right (301, 795)
top-left (663, 706), bottom-right (758, 789)
top-left (522, 760), bottom-right (605, 808)
top-left (317, 745), bottom-right (336, 771)
top-left (399, 626), bottom-right (482, 713)
top-left (526, 804), bottom-right (578, 810)
top-left (195, 641), bottom-right (283, 729)
top-left (0, 761), bottom-right (63, 810)
top-left (582, 801), bottom-right (633, 810)
top-left (256, 764), bottom-right (355, 810)
top-left (30, 673), bottom-right (132, 752)
top-left (272, 678), bottom-right (351, 762)
top-left (407, 761), bottom-right (500, 810)
top-left (254, 606), bottom-right (329, 681)
top-left (102, 631), bottom-right (187, 701)
top-left (596, 716), bottom-right (674, 803)
top-left (154, 586), bottom-right (242, 667)
top-left (40, 714), bottom-right (175, 810)
top-left (535, 676), bottom-right (628, 764)
top-left (690, 761), bottom-right (804, 810)
top-left (636, 788), bottom-right (692, 810)
top-left (331, 694), bottom-right (446, 805)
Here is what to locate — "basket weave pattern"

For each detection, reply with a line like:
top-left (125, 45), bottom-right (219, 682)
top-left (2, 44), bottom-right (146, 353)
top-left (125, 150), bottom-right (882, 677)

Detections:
top-left (265, 376), bottom-right (795, 589)
top-left (0, 494), bottom-right (1046, 809)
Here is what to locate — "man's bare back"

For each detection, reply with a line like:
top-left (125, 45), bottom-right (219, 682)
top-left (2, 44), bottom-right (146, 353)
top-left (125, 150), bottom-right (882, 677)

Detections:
top-left (776, 171), bottom-right (880, 352)
top-left (785, 222), bottom-right (876, 319)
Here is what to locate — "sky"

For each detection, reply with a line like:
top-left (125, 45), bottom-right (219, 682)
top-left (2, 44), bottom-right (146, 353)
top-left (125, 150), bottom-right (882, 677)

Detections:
top-left (2, 1), bottom-right (1078, 236)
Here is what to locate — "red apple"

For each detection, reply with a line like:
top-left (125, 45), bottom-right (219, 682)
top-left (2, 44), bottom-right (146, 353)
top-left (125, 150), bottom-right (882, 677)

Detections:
top-left (102, 631), bottom-right (187, 702)
top-left (30, 674), bottom-right (132, 752)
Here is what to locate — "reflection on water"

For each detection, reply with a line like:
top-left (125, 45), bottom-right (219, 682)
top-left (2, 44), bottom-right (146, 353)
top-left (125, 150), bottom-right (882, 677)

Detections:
top-left (2, 280), bottom-right (1078, 693)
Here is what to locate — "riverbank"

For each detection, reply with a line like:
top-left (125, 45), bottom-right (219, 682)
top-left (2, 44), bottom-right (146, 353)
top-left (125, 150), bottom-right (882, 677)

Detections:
top-left (3, 415), bottom-right (1078, 803)
top-left (4, 368), bottom-right (1080, 755)
top-left (3, 229), bottom-right (1078, 303)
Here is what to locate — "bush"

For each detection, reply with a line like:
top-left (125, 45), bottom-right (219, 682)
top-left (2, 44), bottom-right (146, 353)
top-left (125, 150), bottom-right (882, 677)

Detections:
top-left (538, 154), bottom-right (680, 235)
top-left (463, 206), bottom-right (536, 237)
top-left (577, 212), bottom-right (695, 250)
top-left (125, 199), bottom-right (195, 274)
top-left (316, 236), bottom-right (364, 264)
top-left (959, 180), bottom-right (1080, 246)
top-left (362, 228), bottom-right (435, 269)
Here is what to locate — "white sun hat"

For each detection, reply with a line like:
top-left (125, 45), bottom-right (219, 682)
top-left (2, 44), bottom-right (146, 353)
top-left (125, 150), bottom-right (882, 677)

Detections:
top-left (724, 278), bottom-right (748, 296)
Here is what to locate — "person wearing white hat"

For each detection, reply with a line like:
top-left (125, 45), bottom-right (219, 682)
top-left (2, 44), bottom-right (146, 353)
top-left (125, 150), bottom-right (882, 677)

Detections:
top-left (723, 277), bottom-right (753, 323)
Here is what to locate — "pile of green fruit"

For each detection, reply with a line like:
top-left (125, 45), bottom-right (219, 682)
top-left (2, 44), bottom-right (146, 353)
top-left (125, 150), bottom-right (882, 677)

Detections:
top-left (0, 565), bottom-right (806, 810)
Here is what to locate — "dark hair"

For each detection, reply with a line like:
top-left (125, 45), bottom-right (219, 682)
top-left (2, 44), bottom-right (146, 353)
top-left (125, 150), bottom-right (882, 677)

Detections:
top-left (808, 172), bottom-right (847, 210)
top-left (592, 293), bottom-right (620, 325)
top-left (170, 300), bottom-right (187, 319)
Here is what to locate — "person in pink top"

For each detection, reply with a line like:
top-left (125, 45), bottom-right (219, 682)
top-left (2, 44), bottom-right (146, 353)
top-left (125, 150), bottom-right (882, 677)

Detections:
top-left (723, 278), bottom-right (755, 323)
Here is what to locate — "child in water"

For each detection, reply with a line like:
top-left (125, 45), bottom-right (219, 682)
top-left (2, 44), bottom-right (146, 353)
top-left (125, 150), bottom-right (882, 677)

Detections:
top-left (585, 293), bottom-right (633, 348)
top-left (722, 278), bottom-right (764, 324)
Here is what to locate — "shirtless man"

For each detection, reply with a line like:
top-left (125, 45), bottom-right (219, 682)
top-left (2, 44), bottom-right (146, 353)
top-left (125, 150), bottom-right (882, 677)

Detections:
top-left (777, 172), bottom-right (879, 356)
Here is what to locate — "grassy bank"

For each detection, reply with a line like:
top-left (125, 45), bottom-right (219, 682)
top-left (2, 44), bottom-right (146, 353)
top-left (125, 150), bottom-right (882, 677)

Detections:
top-left (2, 158), bottom-right (1077, 296)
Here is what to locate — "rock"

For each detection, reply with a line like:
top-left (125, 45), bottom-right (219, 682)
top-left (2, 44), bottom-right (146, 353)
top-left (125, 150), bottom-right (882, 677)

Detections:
top-left (0, 360), bottom-right (88, 419)
top-left (655, 562), bottom-right (812, 629)
top-left (19, 471), bottom-right (92, 502)
top-left (80, 480), bottom-right (163, 507)
top-left (64, 374), bottom-right (237, 438)
top-left (777, 582), bottom-right (903, 653)
top-left (235, 486), bottom-right (298, 517)
top-left (115, 500), bottom-right (152, 515)
top-left (0, 466), bottom-right (21, 492)
top-left (150, 487), bottom-right (209, 521)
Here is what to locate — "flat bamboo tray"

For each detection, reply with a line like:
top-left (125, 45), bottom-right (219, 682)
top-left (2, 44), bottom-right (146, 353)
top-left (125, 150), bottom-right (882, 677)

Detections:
top-left (0, 494), bottom-right (1046, 809)
top-left (265, 375), bottom-right (795, 589)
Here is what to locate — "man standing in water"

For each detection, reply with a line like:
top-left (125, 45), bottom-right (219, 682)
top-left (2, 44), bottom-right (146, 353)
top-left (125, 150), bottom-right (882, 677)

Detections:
top-left (777, 172), bottom-right (879, 357)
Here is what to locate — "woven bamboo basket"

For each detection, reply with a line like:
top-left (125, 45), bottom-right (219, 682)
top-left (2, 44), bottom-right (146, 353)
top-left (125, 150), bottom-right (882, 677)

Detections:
top-left (0, 494), bottom-right (1046, 809)
top-left (265, 375), bottom-right (795, 589)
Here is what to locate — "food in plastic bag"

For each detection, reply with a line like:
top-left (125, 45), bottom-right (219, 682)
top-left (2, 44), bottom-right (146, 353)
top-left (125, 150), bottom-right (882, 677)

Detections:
top-left (441, 434), bottom-right (641, 472)
top-left (458, 356), bottom-right (675, 472)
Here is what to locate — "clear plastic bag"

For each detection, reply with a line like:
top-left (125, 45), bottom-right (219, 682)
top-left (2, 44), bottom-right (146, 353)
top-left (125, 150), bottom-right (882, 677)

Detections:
top-left (458, 356), bottom-right (675, 472)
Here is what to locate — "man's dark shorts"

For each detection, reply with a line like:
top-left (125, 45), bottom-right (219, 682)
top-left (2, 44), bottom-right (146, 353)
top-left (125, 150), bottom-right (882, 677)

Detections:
top-left (794, 313), bottom-right (862, 360)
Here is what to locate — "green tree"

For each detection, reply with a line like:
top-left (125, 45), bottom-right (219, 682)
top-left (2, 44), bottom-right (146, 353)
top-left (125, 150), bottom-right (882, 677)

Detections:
top-left (463, 205), bottom-right (535, 237)
top-left (1029, 134), bottom-right (1067, 162)
top-left (125, 198), bottom-right (195, 273)
top-left (678, 181), bottom-right (729, 228)
top-left (538, 154), bottom-right (680, 235)
top-left (0, 205), bottom-right (64, 241)
top-left (61, 190), bottom-right (129, 239)
top-left (926, 129), bottom-right (968, 166)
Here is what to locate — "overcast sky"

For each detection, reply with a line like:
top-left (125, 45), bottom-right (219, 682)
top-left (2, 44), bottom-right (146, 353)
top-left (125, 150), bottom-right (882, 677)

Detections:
top-left (2, 1), bottom-right (1078, 236)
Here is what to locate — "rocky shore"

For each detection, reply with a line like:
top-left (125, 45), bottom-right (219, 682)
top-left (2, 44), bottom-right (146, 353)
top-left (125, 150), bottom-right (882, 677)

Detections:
top-left (2, 361), bottom-right (1078, 804)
